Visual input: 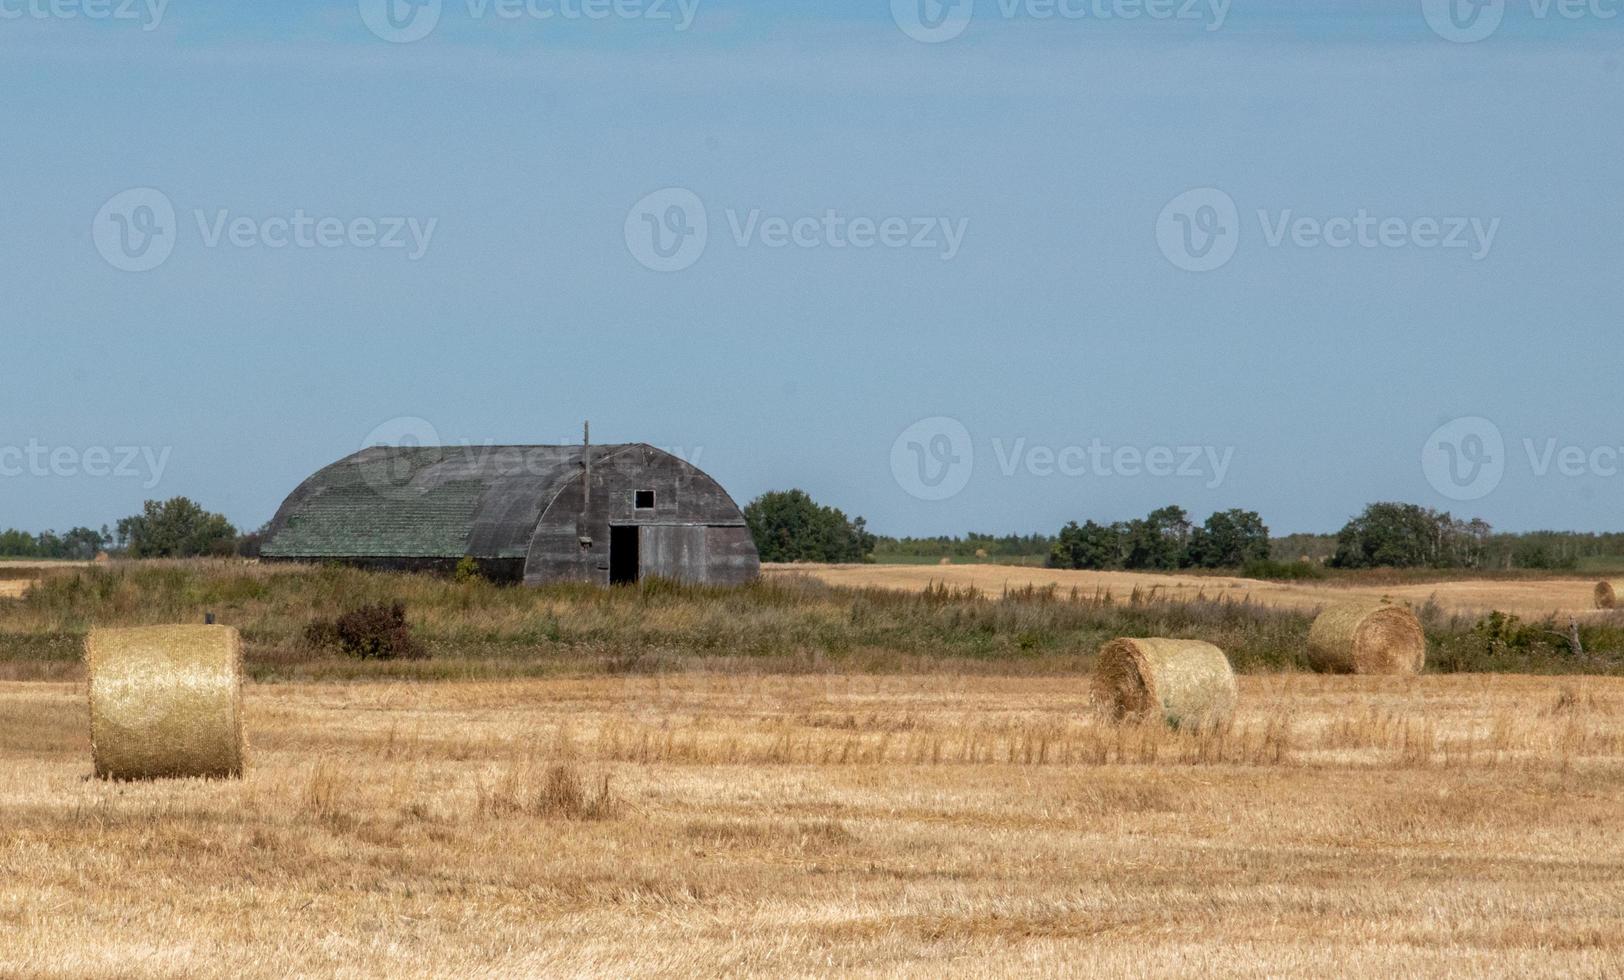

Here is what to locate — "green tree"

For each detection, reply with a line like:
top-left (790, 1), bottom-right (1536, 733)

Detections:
top-left (235, 522), bottom-right (271, 560)
top-left (744, 490), bottom-right (875, 563)
top-left (1330, 502), bottom-right (1491, 569)
top-left (116, 498), bottom-right (239, 559)
top-left (0, 528), bottom-right (41, 558)
top-left (1048, 520), bottom-right (1124, 570)
top-left (1122, 505), bottom-right (1192, 570)
top-left (1187, 509), bottom-right (1271, 568)
top-left (59, 526), bottom-right (110, 560)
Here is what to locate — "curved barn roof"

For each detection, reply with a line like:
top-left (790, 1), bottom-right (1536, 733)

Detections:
top-left (262, 444), bottom-right (642, 560)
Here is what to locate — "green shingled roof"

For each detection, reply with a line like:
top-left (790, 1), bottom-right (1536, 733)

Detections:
top-left (261, 445), bottom-right (620, 560)
top-left (266, 480), bottom-right (486, 558)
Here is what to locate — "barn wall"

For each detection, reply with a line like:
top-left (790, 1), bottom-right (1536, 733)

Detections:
top-left (639, 525), bottom-right (706, 582)
top-left (523, 445), bottom-right (759, 586)
top-left (701, 526), bottom-right (763, 584)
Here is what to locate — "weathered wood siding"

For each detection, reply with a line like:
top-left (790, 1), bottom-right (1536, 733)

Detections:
top-left (523, 445), bottom-right (759, 586)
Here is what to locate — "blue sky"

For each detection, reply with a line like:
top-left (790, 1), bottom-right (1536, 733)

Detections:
top-left (2, 0), bottom-right (1621, 538)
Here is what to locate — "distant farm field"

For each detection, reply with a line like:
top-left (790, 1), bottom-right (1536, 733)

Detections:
top-left (3, 673), bottom-right (1622, 977)
top-left (764, 563), bottom-right (1612, 621)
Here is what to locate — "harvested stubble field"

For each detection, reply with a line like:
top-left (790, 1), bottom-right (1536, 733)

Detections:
top-left (764, 563), bottom-right (1616, 621)
top-left (3, 673), bottom-right (1623, 977)
top-left (5, 561), bottom-right (1624, 976)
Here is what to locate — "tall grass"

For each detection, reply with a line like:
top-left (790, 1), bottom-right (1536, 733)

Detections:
top-left (1, 560), bottom-right (1619, 681)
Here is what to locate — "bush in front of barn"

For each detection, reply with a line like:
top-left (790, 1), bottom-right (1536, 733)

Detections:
top-left (305, 601), bottom-right (427, 661)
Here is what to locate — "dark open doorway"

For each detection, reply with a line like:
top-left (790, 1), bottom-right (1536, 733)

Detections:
top-left (609, 525), bottom-right (639, 585)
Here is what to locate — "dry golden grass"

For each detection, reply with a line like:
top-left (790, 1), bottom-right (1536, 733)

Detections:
top-left (0, 578), bottom-right (35, 600)
top-left (3, 673), bottom-right (1624, 977)
top-left (767, 563), bottom-right (1613, 620)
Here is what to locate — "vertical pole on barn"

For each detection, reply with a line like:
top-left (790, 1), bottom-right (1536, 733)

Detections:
top-left (584, 420), bottom-right (591, 507)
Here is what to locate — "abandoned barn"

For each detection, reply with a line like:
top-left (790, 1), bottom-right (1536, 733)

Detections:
top-left (259, 443), bottom-right (760, 586)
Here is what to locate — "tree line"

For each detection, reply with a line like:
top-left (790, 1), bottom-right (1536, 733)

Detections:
top-left (1048, 506), bottom-right (1271, 571)
top-left (8, 492), bottom-right (1621, 573)
top-left (742, 491), bottom-right (1624, 574)
top-left (1304, 502), bottom-right (1624, 571)
top-left (0, 498), bottom-right (252, 560)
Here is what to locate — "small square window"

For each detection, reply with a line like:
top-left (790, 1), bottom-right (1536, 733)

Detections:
top-left (635, 490), bottom-right (656, 510)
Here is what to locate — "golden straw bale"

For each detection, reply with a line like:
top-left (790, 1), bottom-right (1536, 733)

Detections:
top-left (86, 625), bottom-right (245, 780)
top-left (1307, 603), bottom-right (1425, 675)
top-left (1092, 638), bottom-right (1237, 728)
top-left (1595, 581), bottom-right (1619, 610)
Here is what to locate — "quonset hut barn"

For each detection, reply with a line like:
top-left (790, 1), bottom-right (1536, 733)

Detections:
top-left (260, 442), bottom-right (760, 586)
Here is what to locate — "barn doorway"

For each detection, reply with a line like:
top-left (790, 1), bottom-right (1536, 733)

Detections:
top-left (609, 525), bottom-right (639, 585)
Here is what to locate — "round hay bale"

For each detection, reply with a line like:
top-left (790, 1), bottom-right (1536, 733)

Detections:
top-left (86, 625), bottom-right (245, 780)
top-left (1092, 638), bottom-right (1237, 728)
top-left (1595, 581), bottom-right (1619, 610)
top-left (1306, 603), bottom-right (1425, 675)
